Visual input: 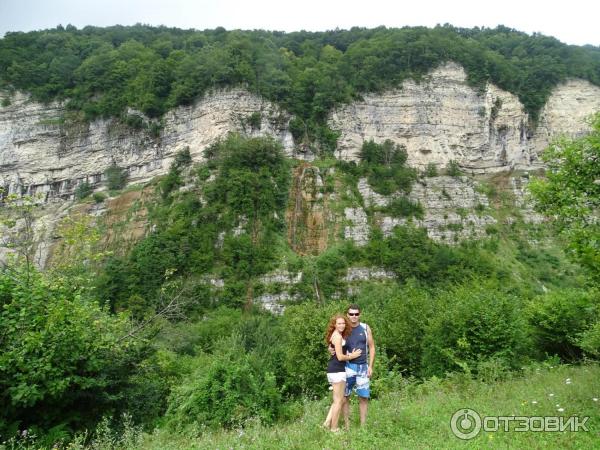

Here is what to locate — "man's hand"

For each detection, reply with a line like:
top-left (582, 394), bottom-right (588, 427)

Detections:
top-left (328, 345), bottom-right (335, 356)
top-left (367, 366), bottom-right (373, 378)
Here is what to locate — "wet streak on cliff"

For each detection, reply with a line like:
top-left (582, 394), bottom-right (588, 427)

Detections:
top-left (286, 163), bottom-right (328, 255)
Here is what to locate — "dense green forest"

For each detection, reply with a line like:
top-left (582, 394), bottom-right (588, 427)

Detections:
top-left (1, 24), bottom-right (600, 149)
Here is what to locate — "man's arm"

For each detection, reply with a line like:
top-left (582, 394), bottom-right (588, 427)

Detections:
top-left (367, 325), bottom-right (375, 377)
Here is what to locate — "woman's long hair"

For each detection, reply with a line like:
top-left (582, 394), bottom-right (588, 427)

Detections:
top-left (324, 314), bottom-right (352, 344)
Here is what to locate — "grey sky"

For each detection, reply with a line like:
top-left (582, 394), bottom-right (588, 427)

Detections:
top-left (1, 0), bottom-right (598, 46)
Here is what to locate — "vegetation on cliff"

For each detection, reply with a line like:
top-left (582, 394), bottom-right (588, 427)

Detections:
top-left (1, 24), bottom-right (599, 150)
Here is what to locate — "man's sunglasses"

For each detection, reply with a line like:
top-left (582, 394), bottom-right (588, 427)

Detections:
top-left (347, 312), bottom-right (360, 316)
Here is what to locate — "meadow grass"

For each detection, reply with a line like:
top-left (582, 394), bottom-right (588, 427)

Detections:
top-left (139, 363), bottom-right (600, 450)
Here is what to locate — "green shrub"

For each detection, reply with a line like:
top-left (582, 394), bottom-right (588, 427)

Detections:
top-left (421, 280), bottom-right (531, 377)
top-left (359, 139), bottom-right (417, 195)
top-left (527, 288), bottom-right (600, 360)
top-left (279, 301), bottom-right (346, 396)
top-left (446, 160), bottom-right (462, 177)
top-left (173, 147), bottom-right (192, 168)
top-left (157, 307), bottom-right (243, 355)
top-left (247, 111), bottom-right (262, 130)
top-left (165, 334), bottom-right (282, 429)
top-left (124, 113), bottom-right (145, 129)
top-left (74, 181), bottom-right (92, 199)
top-left (104, 164), bottom-right (128, 190)
top-left (364, 225), bottom-right (495, 285)
top-left (424, 162), bottom-right (438, 177)
top-left (0, 262), bottom-right (141, 435)
top-left (579, 320), bottom-right (600, 356)
top-left (289, 117), bottom-right (306, 143)
top-left (93, 192), bottom-right (107, 203)
top-left (158, 168), bottom-right (182, 199)
top-left (356, 281), bottom-right (434, 375)
top-left (383, 196), bottom-right (424, 219)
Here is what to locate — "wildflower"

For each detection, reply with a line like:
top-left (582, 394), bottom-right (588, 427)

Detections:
top-left (558, 408), bottom-right (565, 412)
top-left (593, 398), bottom-right (598, 402)
top-left (532, 400), bottom-right (538, 405)
top-left (549, 393), bottom-right (555, 397)
top-left (566, 378), bottom-right (572, 385)
top-left (556, 404), bottom-right (560, 407)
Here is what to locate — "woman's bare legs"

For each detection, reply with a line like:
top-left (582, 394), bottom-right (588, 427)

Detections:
top-left (323, 404), bottom-right (333, 428)
top-left (329, 381), bottom-right (346, 431)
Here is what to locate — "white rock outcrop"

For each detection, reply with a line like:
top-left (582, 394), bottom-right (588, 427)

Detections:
top-left (0, 89), bottom-right (293, 199)
top-left (330, 62), bottom-right (600, 171)
top-left (2, 64), bottom-right (599, 202)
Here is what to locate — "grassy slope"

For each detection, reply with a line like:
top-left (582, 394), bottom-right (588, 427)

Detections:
top-left (140, 364), bottom-right (600, 450)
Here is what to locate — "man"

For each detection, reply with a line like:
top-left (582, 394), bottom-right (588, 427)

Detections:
top-left (342, 303), bottom-right (375, 427)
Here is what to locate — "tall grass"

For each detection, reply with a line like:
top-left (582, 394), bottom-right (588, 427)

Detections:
top-left (132, 363), bottom-right (600, 450)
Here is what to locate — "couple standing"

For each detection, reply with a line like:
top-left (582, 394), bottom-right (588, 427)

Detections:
top-left (324, 304), bottom-right (376, 432)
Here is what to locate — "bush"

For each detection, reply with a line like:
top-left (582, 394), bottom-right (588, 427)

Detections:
top-left (579, 320), bottom-right (600, 357)
top-left (74, 181), bottom-right (92, 199)
top-left (247, 111), bottom-right (262, 130)
top-left (446, 160), bottom-right (462, 177)
top-left (424, 162), bottom-right (438, 177)
top-left (279, 301), bottom-right (346, 396)
top-left (527, 288), bottom-right (600, 360)
top-left (421, 280), bottom-right (531, 377)
top-left (104, 164), bottom-right (128, 190)
top-left (383, 196), bottom-right (424, 219)
top-left (165, 334), bottom-right (282, 429)
top-left (356, 281), bottom-right (434, 375)
top-left (93, 192), bottom-right (107, 203)
top-left (173, 147), bottom-right (192, 168)
top-left (359, 140), bottom-right (417, 195)
top-left (0, 262), bottom-right (141, 436)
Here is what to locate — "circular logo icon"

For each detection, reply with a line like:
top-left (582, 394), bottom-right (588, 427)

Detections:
top-left (450, 408), bottom-right (482, 440)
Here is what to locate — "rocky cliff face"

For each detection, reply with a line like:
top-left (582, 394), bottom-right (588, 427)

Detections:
top-left (1, 63), bottom-right (599, 273)
top-left (330, 63), bottom-right (600, 171)
top-left (0, 89), bottom-right (294, 200)
top-left (2, 64), bottom-right (599, 200)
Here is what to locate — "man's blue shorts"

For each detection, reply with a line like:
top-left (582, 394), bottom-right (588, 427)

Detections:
top-left (345, 362), bottom-right (370, 398)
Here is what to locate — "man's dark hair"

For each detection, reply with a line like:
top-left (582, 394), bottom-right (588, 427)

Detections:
top-left (347, 303), bottom-right (361, 313)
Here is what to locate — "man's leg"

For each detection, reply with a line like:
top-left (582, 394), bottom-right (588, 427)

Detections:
top-left (358, 396), bottom-right (368, 425)
top-left (355, 364), bottom-right (370, 426)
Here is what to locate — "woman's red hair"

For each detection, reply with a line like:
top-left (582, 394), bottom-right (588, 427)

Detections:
top-left (324, 314), bottom-right (352, 344)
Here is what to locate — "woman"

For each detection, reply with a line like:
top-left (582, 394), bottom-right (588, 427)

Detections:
top-left (323, 314), bottom-right (362, 432)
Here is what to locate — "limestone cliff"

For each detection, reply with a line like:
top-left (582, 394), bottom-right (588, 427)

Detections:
top-left (2, 63), bottom-right (599, 201)
top-left (1, 62), bottom-right (599, 273)
top-left (0, 89), bottom-right (294, 199)
top-left (330, 63), bottom-right (600, 171)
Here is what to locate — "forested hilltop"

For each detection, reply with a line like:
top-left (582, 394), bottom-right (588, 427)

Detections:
top-left (1, 24), bottom-right (600, 148)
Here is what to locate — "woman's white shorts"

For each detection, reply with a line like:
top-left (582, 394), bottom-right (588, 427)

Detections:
top-left (327, 372), bottom-right (347, 383)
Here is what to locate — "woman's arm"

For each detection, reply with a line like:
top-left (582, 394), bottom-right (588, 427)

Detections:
top-left (332, 333), bottom-right (361, 361)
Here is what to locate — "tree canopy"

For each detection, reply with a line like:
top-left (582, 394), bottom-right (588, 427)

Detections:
top-left (529, 113), bottom-right (600, 280)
